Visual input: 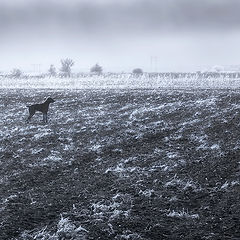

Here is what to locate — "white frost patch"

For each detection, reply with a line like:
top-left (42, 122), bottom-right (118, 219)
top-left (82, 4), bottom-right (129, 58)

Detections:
top-left (89, 144), bottom-right (102, 152)
top-left (196, 139), bottom-right (221, 152)
top-left (112, 193), bottom-right (131, 201)
top-left (167, 209), bottom-right (199, 219)
top-left (231, 181), bottom-right (240, 186)
top-left (91, 200), bottom-right (130, 220)
top-left (122, 156), bottom-right (137, 164)
top-left (210, 144), bottom-right (220, 150)
top-left (119, 103), bottom-right (134, 112)
top-left (128, 102), bottom-right (181, 121)
top-left (112, 148), bottom-right (123, 153)
top-left (139, 189), bottom-right (155, 197)
top-left (105, 163), bottom-right (139, 176)
top-left (195, 98), bottom-right (216, 106)
top-left (221, 181), bottom-right (239, 190)
top-left (110, 209), bottom-right (130, 219)
top-left (4, 194), bottom-right (18, 203)
top-left (43, 151), bottom-right (62, 163)
top-left (129, 106), bottom-right (160, 120)
top-left (31, 148), bottom-right (44, 154)
top-left (0, 146), bottom-right (7, 152)
top-left (150, 164), bottom-right (172, 172)
top-left (115, 232), bottom-right (142, 240)
top-left (167, 152), bottom-right (179, 159)
top-left (19, 216), bottom-right (89, 240)
top-left (66, 117), bottom-right (75, 124)
top-left (190, 134), bottom-right (207, 143)
top-left (17, 148), bottom-right (25, 153)
top-left (180, 118), bottom-right (200, 127)
top-left (33, 129), bottom-right (52, 140)
top-left (92, 201), bottom-right (120, 213)
top-left (169, 196), bottom-right (178, 202)
top-left (165, 175), bottom-right (201, 192)
top-left (154, 148), bottom-right (164, 155)
top-left (165, 176), bottom-right (183, 187)
top-left (57, 216), bottom-right (88, 234)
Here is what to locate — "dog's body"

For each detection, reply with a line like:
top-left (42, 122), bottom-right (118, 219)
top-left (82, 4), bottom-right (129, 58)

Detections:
top-left (27, 97), bottom-right (55, 123)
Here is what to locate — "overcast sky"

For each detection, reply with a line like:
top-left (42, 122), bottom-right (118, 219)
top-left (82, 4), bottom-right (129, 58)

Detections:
top-left (1, 0), bottom-right (240, 72)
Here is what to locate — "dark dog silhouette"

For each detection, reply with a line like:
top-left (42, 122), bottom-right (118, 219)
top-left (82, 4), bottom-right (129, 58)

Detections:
top-left (26, 97), bottom-right (55, 123)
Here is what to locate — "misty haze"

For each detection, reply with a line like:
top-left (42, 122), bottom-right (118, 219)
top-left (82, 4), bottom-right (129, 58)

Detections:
top-left (0, 1), bottom-right (240, 240)
top-left (1, 0), bottom-right (240, 72)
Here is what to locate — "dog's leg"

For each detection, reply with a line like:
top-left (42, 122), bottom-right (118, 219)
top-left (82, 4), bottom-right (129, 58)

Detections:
top-left (26, 113), bottom-right (34, 122)
top-left (43, 113), bottom-right (47, 123)
top-left (26, 107), bottom-right (35, 123)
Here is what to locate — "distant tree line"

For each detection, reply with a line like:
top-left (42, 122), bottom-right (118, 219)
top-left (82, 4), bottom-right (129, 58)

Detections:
top-left (2, 58), bottom-right (147, 79)
top-left (3, 58), bottom-right (240, 79)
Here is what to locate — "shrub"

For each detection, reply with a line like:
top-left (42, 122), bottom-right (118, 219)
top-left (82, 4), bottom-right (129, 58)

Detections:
top-left (90, 64), bottom-right (103, 75)
top-left (48, 64), bottom-right (57, 77)
top-left (10, 68), bottom-right (22, 78)
top-left (132, 68), bottom-right (143, 75)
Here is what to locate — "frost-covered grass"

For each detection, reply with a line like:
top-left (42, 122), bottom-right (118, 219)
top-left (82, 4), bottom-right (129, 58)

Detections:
top-left (0, 89), bottom-right (239, 239)
top-left (19, 216), bottom-right (88, 240)
top-left (1, 74), bottom-right (240, 89)
top-left (166, 209), bottom-right (200, 219)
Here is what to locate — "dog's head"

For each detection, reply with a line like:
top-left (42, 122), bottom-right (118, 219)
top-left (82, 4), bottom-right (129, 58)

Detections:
top-left (46, 97), bottom-right (55, 103)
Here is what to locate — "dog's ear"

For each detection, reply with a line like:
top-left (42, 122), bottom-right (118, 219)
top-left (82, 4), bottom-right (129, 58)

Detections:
top-left (49, 97), bottom-right (55, 102)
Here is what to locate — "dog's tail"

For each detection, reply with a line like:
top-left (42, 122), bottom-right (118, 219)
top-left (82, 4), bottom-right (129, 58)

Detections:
top-left (26, 105), bottom-right (30, 108)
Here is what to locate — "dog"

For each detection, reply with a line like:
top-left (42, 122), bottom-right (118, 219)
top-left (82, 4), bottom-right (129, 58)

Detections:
top-left (26, 97), bottom-right (55, 123)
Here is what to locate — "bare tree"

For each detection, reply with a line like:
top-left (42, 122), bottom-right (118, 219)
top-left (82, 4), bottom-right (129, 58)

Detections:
top-left (90, 63), bottom-right (103, 75)
top-left (60, 58), bottom-right (74, 77)
top-left (48, 64), bottom-right (56, 77)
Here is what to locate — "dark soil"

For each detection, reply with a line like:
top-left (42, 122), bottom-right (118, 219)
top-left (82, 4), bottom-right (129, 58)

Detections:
top-left (0, 89), bottom-right (239, 240)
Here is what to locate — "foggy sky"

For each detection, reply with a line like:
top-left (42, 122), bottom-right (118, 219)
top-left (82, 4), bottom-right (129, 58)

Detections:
top-left (1, 0), bottom-right (240, 72)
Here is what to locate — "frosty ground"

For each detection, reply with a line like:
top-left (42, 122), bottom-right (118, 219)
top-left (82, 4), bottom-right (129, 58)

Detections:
top-left (0, 89), bottom-right (239, 239)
